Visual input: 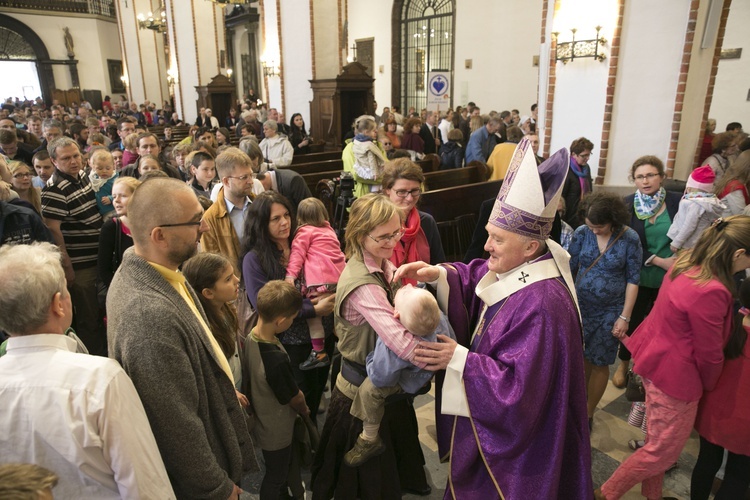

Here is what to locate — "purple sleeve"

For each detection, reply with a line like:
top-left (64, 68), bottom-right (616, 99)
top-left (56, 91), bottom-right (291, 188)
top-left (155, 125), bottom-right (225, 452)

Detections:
top-left (242, 250), bottom-right (315, 319)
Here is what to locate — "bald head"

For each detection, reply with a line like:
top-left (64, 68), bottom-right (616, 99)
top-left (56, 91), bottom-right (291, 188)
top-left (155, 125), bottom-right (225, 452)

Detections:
top-left (127, 178), bottom-right (200, 247)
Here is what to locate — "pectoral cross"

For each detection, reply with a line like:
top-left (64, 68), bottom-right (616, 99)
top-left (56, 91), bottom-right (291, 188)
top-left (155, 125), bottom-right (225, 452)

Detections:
top-left (518, 271), bottom-right (529, 283)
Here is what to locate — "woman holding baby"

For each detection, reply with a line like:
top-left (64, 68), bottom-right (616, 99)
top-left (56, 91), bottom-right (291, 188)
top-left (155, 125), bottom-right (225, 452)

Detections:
top-left (311, 194), bottom-right (433, 499)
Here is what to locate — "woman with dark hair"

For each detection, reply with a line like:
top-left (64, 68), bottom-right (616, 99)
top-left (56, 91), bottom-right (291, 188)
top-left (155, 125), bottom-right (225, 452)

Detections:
top-left (382, 158), bottom-right (445, 274)
top-left (289, 113), bottom-right (311, 155)
top-left (568, 191), bottom-right (642, 432)
top-left (612, 155), bottom-right (682, 389)
top-left (384, 119), bottom-right (401, 149)
top-left (215, 127), bottom-right (231, 147)
top-left (691, 277), bottom-right (750, 499)
top-left (705, 131), bottom-right (739, 181)
top-left (597, 215), bottom-right (750, 500)
top-left (560, 137), bottom-right (595, 228)
top-left (400, 117), bottom-right (424, 154)
top-left (241, 191), bottom-right (335, 417)
top-left (715, 150), bottom-right (750, 215)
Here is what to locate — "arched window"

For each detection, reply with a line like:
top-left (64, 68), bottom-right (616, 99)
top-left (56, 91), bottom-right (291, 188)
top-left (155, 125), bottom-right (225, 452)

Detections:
top-left (393, 0), bottom-right (454, 113)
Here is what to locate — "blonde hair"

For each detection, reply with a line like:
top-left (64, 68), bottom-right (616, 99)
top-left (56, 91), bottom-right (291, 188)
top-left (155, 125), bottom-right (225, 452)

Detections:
top-left (670, 214), bottom-right (750, 294)
top-left (0, 463), bottom-right (59, 500)
top-left (113, 175), bottom-right (141, 194)
top-left (123, 132), bottom-right (139, 152)
top-left (8, 161), bottom-right (41, 213)
top-left (345, 193), bottom-right (403, 259)
top-left (89, 148), bottom-right (113, 166)
top-left (296, 197), bottom-right (328, 227)
top-left (399, 288), bottom-right (440, 336)
top-left (215, 146), bottom-right (254, 178)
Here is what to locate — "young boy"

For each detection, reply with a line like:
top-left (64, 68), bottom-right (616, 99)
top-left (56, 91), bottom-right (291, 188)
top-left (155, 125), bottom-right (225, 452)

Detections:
top-left (246, 280), bottom-right (308, 499)
top-left (88, 148), bottom-right (117, 219)
top-left (345, 284), bottom-right (455, 467)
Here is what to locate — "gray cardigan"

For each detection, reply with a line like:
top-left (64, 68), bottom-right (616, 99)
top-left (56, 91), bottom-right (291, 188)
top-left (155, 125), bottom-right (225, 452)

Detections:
top-left (107, 248), bottom-right (257, 499)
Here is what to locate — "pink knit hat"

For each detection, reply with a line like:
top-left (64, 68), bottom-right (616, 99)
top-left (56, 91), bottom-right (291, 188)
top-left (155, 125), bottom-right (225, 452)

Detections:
top-left (686, 165), bottom-right (716, 192)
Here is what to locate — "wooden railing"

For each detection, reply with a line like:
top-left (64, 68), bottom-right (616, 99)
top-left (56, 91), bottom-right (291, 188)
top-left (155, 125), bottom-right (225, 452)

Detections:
top-left (0, 0), bottom-right (115, 17)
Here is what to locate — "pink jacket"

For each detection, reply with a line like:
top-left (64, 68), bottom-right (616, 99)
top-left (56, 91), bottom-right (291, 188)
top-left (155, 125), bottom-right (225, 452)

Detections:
top-left (286, 222), bottom-right (346, 287)
top-left (625, 269), bottom-right (733, 402)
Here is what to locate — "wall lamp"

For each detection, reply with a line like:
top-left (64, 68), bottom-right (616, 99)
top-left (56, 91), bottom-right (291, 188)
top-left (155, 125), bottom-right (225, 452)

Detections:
top-left (551, 26), bottom-right (606, 64)
top-left (261, 59), bottom-right (279, 78)
top-left (137, 11), bottom-right (167, 32)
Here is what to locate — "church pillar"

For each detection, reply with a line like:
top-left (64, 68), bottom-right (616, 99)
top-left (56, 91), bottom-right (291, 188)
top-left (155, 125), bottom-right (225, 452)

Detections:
top-left (164, 0), bottom-right (227, 124)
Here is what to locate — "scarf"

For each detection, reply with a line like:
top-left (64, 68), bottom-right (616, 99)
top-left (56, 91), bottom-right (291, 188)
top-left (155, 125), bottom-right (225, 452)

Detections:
top-left (355, 133), bottom-right (374, 143)
top-left (634, 187), bottom-right (667, 220)
top-left (569, 157), bottom-right (591, 199)
top-left (389, 207), bottom-right (430, 285)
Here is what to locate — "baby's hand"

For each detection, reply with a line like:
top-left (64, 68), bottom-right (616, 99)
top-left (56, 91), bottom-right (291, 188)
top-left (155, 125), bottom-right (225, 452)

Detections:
top-left (235, 389), bottom-right (249, 408)
top-left (284, 276), bottom-right (295, 285)
top-left (102, 196), bottom-right (112, 205)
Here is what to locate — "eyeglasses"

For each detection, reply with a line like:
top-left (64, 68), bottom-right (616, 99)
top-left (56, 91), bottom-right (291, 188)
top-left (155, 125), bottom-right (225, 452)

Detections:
top-left (634, 173), bottom-right (661, 182)
top-left (393, 188), bottom-right (421, 199)
top-left (158, 219), bottom-right (203, 228)
top-left (12, 172), bottom-right (32, 178)
top-left (368, 229), bottom-right (405, 244)
top-left (225, 174), bottom-right (253, 182)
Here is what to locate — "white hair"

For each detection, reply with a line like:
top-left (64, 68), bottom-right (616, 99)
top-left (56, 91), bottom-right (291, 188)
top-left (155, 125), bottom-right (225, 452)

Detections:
top-left (0, 243), bottom-right (67, 335)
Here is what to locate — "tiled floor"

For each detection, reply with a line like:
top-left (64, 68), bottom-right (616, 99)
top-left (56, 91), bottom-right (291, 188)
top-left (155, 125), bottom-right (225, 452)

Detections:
top-left (243, 360), bottom-right (699, 499)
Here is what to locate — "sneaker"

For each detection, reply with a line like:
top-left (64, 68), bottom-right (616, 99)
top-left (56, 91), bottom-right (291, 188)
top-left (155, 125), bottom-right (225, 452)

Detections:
top-left (628, 439), bottom-right (645, 450)
top-left (299, 350), bottom-right (330, 370)
top-left (344, 435), bottom-right (386, 467)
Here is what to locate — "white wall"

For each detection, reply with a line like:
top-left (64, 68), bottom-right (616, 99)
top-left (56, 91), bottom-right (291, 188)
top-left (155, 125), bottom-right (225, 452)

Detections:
top-left (312, 0), bottom-right (340, 80)
top-left (279, 0), bottom-right (313, 126)
top-left (453, 0), bottom-right (542, 112)
top-left (548, 0), bottom-right (620, 174)
top-left (346, 0), bottom-right (542, 112)
top-left (6, 12), bottom-right (120, 95)
top-left (262, 0), bottom-right (283, 111)
top-left (709, 0), bottom-right (750, 132)
top-left (347, 0), bottom-right (393, 109)
top-left (606, 0), bottom-right (690, 186)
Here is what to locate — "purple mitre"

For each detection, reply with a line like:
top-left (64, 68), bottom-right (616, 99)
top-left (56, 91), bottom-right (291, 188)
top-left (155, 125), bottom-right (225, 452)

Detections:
top-left (489, 137), bottom-right (570, 240)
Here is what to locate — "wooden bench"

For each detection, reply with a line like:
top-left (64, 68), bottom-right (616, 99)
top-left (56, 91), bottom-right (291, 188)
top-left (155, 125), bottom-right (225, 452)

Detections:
top-left (291, 150), bottom-right (342, 164)
top-left (423, 165), bottom-right (489, 191)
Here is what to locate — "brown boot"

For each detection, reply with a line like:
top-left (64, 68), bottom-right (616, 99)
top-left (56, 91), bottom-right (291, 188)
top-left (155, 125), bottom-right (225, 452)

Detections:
top-left (344, 435), bottom-right (386, 467)
top-left (612, 360), bottom-right (629, 389)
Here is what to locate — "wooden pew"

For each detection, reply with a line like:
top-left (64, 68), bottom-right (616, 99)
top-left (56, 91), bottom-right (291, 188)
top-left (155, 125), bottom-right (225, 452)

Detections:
top-left (286, 159), bottom-right (344, 175)
top-left (419, 180), bottom-right (503, 261)
top-left (423, 165), bottom-right (489, 191)
top-left (291, 150), bottom-right (342, 164)
top-left (302, 170), bottom-right (344, 193)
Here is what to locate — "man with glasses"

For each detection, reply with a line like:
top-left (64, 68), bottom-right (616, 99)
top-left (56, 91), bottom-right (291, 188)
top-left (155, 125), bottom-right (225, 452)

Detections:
top-left (107, 177), bottom-right (257, 499)
top-left (561, 136), bottom-right (595, 228)
top-left (41, 137), bottom-right (104, 355)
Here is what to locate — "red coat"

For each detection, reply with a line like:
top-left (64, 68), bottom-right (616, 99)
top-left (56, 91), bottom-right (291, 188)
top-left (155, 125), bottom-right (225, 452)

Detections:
top-left (695, 325), bottom-right (750, 455)
top-left (625, 269), bottom-right (733, 402)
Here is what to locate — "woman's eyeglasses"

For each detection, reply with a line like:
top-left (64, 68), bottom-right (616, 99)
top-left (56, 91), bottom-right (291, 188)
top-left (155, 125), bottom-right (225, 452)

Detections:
top-left (368, 229), bottom-right (405, 244)
top-left (393, 189), bottom-right (421, 199)
top-left (634, 173), bottom-right (661, 182)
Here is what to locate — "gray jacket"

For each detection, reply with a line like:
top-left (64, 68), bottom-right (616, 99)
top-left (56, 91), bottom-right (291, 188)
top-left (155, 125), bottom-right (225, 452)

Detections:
top-left (107, 249), bottom-right (257, 499)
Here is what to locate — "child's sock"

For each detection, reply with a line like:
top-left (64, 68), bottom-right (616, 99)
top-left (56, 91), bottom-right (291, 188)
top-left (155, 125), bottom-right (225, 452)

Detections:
top-left (361, 422), bottom-right (380, 442)
top-left (311, 337), bottom-right (325, 353)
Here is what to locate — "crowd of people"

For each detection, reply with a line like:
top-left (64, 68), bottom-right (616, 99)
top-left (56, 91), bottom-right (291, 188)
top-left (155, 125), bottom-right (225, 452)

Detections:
top-left (1, 91), bottom-right (749, 500)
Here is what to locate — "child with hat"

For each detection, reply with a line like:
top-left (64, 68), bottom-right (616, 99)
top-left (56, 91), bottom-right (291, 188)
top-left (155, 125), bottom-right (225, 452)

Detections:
top-left (667, 165), bottom-right (729, 252)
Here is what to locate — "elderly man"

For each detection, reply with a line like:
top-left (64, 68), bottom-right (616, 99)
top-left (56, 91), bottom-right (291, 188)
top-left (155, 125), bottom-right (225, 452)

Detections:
top-left (41, 136), bottom-right (104, 355)
top-left (259, 119), bottom-right (293, 167)
top-left (418, 110), bottom-right (442, 155)
top-left (395, 138), bottom-right (592, 499)
top-left (256, 165), bottom-right (312, 210)
top-left (31, 118), bottom-right (63, 155)
top-left (0, 242), bottom-right (174, 499)
top-left (465, 114), bottom-right (502, 164)
top-left (107, 178), bottom-right (257, 499)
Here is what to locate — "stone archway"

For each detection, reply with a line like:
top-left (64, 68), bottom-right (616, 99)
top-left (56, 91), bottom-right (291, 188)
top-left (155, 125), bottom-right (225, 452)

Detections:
top-left (0, 14), bottom-right (54, 104)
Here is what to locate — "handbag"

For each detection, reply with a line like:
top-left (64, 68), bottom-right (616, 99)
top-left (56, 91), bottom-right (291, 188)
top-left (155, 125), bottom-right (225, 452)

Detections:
top-left (625, 368), bottom-right (645, 402)
top-left (97, 217), bottom-right (122, 308)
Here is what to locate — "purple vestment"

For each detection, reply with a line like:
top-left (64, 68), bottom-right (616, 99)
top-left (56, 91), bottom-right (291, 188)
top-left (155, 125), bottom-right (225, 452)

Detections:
top-left (438, 256), bottom-right (593, 500)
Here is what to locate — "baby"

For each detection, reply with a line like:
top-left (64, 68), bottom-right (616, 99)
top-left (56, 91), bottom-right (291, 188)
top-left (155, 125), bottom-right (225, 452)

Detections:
top-left (667, 165), bottom-right (729, 252)
top-left (345, 284), bottom-right (455, 467)
top-left (88, 149), bottom-right (117, 219)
